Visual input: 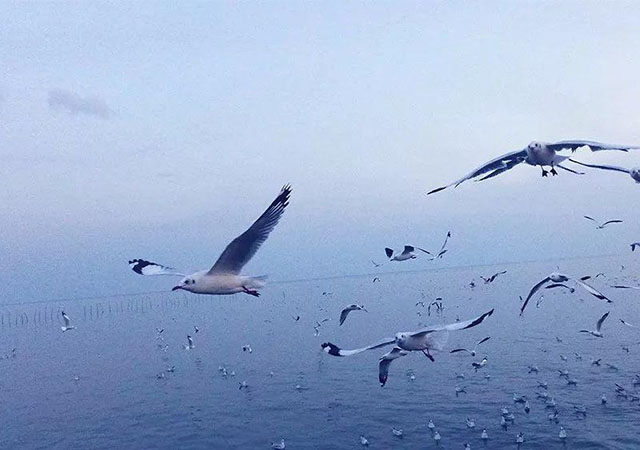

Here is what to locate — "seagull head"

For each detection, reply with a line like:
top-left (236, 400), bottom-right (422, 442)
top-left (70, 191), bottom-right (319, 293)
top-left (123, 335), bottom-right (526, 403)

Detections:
top-left (527, 141), bottom-right (542, 152)
top-left (631, 168), bottom-right (640, 182)
top-left (172, 275), bottom-right (198, 292)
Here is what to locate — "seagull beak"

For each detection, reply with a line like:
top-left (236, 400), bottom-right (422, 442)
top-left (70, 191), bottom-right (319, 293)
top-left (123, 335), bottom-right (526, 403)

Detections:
top-left (172, 285), bottom-right (182, 291)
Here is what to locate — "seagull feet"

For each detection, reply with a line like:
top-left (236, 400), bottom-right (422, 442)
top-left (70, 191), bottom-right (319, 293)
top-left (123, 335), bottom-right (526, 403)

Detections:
top-left (550, 167), bottom-right (558, 176)
top-left (242, 286), bottom-right (260, 297)
top-left (541, 168), bottom-right (549, 177)
top-left (422, 350), bottom-right (435, 362)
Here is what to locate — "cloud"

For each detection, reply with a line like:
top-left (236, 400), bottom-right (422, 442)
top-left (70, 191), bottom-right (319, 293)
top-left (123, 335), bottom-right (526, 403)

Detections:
top-left (47, 89), bottom-right (113, 118)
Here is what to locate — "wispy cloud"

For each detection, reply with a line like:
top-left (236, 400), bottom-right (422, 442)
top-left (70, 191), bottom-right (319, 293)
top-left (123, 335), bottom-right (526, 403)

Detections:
top-left (48, 89), bottom-right (113, 118)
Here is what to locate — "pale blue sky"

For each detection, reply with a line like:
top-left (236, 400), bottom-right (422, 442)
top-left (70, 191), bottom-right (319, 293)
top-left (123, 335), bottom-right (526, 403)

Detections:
top-left (1, 2), bottom-right (640, 303)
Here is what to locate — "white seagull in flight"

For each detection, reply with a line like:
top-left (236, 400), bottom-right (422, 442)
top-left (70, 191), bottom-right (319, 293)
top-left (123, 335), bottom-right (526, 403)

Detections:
top-left (321, 309), bottom-right (494, 386)
top-left (61, 311), bottom-right (75, 332)
top-left (583, 216), bottom-right (623, 229)
top-left (570, 159), bottom-right (640, 184)
top-left (385, 245), bottom-right (430, 261)
top-left (450, 336), bottom-right (491, 357)
top-left (339, 304), bottom-right (367, 326)
top-left (580, 311), bottom-right (609, 338)
top-left (129, 185), bottom-right (291, 297)
top-left (427, 140), bottom-right (638, 195)
top-left (520, 272), bottom-right (611, 316)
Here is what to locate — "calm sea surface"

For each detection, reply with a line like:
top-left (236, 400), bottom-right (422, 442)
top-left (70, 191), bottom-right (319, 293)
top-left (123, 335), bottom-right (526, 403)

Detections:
top-left (1, 256), bottom-right (639, 449)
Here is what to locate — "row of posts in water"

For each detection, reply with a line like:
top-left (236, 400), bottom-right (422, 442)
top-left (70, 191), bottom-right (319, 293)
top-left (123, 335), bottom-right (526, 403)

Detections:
top-left (0, 294), bottom-right (208, 331)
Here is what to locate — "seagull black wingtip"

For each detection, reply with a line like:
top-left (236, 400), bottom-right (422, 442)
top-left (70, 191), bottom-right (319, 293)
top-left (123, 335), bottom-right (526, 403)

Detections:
top-left (427, 186), bottom-right (447, 195)
top-left (321, 342), bottom-right (342, 357)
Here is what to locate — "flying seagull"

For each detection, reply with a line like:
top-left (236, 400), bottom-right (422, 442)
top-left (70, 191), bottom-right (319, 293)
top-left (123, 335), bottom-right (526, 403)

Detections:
top-left (570, 159), bottom-right (640, 184)
top-left (321, 310), bottom-right (494, 385)
top-left (427, 140), bottom-right (640, 194)
top-left (520, 272), bottom-right (611, 316)
top-left (579, 311), bottom-right (609, 338)
top-left (450, 336), bottom-right (490, 357)
top-left (385, 245), bottom-right (430, 261)
top-left (61, 311), bottom-right (75, 332)
top-left (339, 304), bottom-right (367, 326)
top-left (620, 319), bottom-right (635, 328)
top-left (129, 185), bottom-right (291, 296)
top-left (583, 216), bottom-right (623, 229)
top-left (481, 271), bottom-right (507, 284)
top-left (430, 231), bottom-right (452, 260)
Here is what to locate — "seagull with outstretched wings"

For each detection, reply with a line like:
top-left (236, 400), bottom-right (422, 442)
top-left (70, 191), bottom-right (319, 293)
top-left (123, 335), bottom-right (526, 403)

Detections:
top-left (129, 185), bottom-right (291, 297)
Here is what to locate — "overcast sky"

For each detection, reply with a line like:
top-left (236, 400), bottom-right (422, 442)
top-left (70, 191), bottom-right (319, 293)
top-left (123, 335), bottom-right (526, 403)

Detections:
top-left (1, 2), bottom-right (640, 304)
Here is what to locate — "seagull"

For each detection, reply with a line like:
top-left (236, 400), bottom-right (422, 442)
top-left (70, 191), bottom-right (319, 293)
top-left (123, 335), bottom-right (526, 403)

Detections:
top-left (450, 337), bottom-right (490, 357)
top-left (524, 400), bottom-right (531, 414)
top-left (433, 430), bottom-right (441, 443)
top-left (520, 272), bottom-right (611, 315)
top-left (516, 432), bottom-right (524, 445)
top-left (481, 429), bottom-right (489, 441)
top-left (61, 311), bottom-right (75, 332)
top-left (583, 216), bottom-right (623, 229)
top-left (513, 393), bottom-right (526, 403)
top-left (528, 366), bottom-right (539, 374)
top-left (130, 185), bottom-right (291, 297)
top-left (465, 418), bottom-right (476, 428)
top-left (322, 310), bottom-right (494, 385)
top-left (472, 356), bottom-right (488, 372)
top-left (430, 231), bottom-right (452, 260)
top-left (480, 271), bottom-right (507, 284)
top-left (455, 385), bottom-right (467, 396)
top-left (580, 312), bottom-right (609, 338)
top-left (559, 426), bottom-right (567, 440)
top-left (359, 435), bottom-right (369, 446)
top-left (601, 394), bottom-right (608, 404)
top-left (238, 380), bottom-right (248, 390)
top-left (385, 245), bottom-right (430, 261)
top-left (426, 140), bottom-right (638, 194)
top-left (271, 439), bottom-right (285, 449)
top-left (184, 335), bottom-right (194, 350)
top-left (242, 344), bottom-right (253, 353)
top-left (339, 304), bottom-right (367, 326)
top-left (428, 419), bottom-right (436, 431)
top-left (391, 427), bottom-right (403, 438)
top-left (569, 159), bottom-right (640, 184)
top-left (620, 319), bottom-right (635, 327)
top-left (632, 243), bottom-right (640, 252)
top-left (371, 260), bottom-right (382, 268)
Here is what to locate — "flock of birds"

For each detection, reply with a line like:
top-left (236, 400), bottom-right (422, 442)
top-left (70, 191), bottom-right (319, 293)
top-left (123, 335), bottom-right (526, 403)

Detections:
top-left (57, 139), bottom-right (640, 448)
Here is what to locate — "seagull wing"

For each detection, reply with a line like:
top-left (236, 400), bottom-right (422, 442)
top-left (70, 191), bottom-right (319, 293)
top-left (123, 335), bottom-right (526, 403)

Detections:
top-left (573, 278), bottom-right (611, 302)
top-left (62, 312), bottom-right (71, 327)
top-left (208, 185), bottom-right (291, 275)
top-left (378, 347), bottom-right (409, 386)
top-left (385, 248), bottom-right (394, 258)
top-left (476, 336), bottom-right (491, 347)
top-left (403, 245), bottom-right (415, 254)
top-left (583, 216), bottom-right (597, 223)
top-left (437, 231), bottom-right (451, 255)
top-left (620, 319), bottom-right (635, 327)
top-left (601, 220), bottom-right (623, 227)
top-left (410, 309), bottom-right (494, 337)
top-left (548, 140), bottom-right (639, 152)
top-left (520, 277), bottom-right (551, 315)
top-left (596, 311), bottom-right (610, 332)
top-left (612, 285), bottom-right (640, 290)
top-left (450, 348), bottom-right (471, 354)
top-left (427, 149), bottom-right (528, 195)
top-left (569, 159), bottom-right (632, 174)
top-left (339, 308), bottom-right (351, 326)
top-left (416, 247), bottom-right (431, 254)
top-left (129, 259), bottom-right (185, 276)
top-left (321, 337), bottom-right (396, 357)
